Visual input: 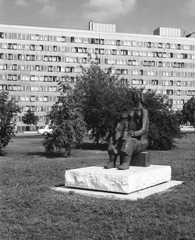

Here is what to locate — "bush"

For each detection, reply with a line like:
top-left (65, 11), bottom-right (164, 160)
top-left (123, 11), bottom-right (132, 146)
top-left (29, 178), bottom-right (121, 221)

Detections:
top-left (0, 91), bottom-right (21, 155)
top-left (182, 96), bottom-right (195, 126)
top-left (43, 83), bottom-right (86, 157)
top-left (145, 91), bottom-right (181, 150)
top-left (22, 109), bottom-right (39, 130)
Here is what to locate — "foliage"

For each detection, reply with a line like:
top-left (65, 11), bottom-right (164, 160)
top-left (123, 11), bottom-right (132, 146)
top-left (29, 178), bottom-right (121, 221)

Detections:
top-left (144, 90), bottom-right (181, 150)
top-left (0, 91), bottom-right (21, 155)
top-left (22, 109), bottom-right (39, 127)
top-left (43, 83), bottom-right (86, 157)
top-left (73, 63), bottom-right (181, 150)
top-left (175, 109), bottom-right (184, 126)
top-left (182, 96), bottom-right (195, 126)
top-left (74, 63), bottom-right (134, 143)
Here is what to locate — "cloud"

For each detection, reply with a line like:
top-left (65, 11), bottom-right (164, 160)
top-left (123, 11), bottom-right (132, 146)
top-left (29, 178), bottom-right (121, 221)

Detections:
top-left (15, 0), bottom-right (30, 6)
top-left (36, 0), bottom-right (51, 4)
top-left (38, 2), bottom-right (59, 16)
top-left (39, 5), bottom-right (58, 16)
top-left (35, 0), bottom-right (59, 16)
top-left (184, 0), bottom-right (195, 16)
top-left (82, 0), bottom-right (137, 21)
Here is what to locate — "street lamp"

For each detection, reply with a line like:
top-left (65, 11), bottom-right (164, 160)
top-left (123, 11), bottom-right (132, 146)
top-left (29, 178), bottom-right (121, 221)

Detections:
top-left (185, 31), bottom-right (195, 38)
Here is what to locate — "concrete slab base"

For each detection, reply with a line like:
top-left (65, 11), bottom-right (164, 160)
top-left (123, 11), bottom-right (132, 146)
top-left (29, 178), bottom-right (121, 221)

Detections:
top-left (51, 180), bottom-right (183, 201)
top-left (65, 165), bottom-right (171, 194)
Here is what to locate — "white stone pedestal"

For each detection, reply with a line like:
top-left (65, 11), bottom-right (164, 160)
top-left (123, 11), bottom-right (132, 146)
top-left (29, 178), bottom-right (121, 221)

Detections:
top-left (65, 165), bottom-right (171, 194)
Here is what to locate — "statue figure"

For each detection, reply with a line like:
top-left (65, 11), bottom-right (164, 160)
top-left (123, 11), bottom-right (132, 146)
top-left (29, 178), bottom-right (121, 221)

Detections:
top-left (104, 91), bottom-right (149, 170)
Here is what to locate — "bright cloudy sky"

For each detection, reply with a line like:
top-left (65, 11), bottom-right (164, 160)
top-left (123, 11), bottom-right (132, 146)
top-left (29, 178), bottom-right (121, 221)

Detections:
top-left (0, 0), bottom-right (195, 35)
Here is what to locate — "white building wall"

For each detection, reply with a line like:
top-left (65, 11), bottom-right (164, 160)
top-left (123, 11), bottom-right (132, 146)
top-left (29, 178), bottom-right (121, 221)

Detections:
top-left (0, 23), bottom-right (195, 130)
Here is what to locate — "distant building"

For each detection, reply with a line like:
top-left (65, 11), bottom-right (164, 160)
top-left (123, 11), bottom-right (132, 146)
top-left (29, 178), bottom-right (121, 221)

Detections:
top-left (0, 22), bottom-right (195, 131)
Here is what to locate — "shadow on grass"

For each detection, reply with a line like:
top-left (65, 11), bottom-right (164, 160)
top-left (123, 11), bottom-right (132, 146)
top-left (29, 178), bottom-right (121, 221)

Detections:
top-left (81, 142), bottom-right (107, 151)
top-left (27, 152), bottom-right (46, 157)
top-left (26, 142), bottom-right (107, 158)
top-left (54, 183), bottom-right (65, 187)
top-left (27, 152), bottom-right (68, 158)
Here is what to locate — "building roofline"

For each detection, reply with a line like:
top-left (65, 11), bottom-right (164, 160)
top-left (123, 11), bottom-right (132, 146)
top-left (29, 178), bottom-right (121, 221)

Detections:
top-left (0, 23), bottom-right (194, 41)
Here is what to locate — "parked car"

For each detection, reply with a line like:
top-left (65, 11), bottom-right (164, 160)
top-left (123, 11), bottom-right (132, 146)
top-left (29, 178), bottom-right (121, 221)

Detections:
top-left (37, 125), bottom-right (53, 135)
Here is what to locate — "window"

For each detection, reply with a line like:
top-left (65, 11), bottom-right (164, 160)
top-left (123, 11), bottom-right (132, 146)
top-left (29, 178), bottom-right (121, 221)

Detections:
top-left (163, 80), bottom-right (169, 86)
top-left (167, 90), bottom-right (173, 95)
top-left (151, 80), bottom-right (158, 85)
top-left (100, 39), bottom-right (104, 45)
top-left (13, 75), bottom-right (17, 81)
top-left (13, 85), bottom-right (18, 91)
top-left (132, 51), bottom-right (139, 56)
top-left (116, 40), bottom-right (120, 46)
top-left (30, 96), bottom-right (36, 102)
top-left (112, 49), bottom-right (117, 55)
top-left (170, 81), bottom-right (173, 86)
top-left (30, 75), bottom-right (35, 81)
top-left (132, 70), bottom-right (139, 75)
top-left (192, 90), bottom-right (195, 96)
top-left (26, 55), bottom-right (31, 61)
top-left (30, 45), bottom-right (35, 51)
top-left (13, 44), bottom-right (17, 50)
top-left (0, 32), bottom-right (4, 38)
top-left (43, 96), bottom-right (48, 102)
top-left (71, 37), bottom-right (75, 43)
top-left (132, 79), bottom-right (143, 85)
top-left (61, 36), bottom-right (66, 42)
top-left (8, 43), bottom-right (12, 49)
top-left (7, 85), bottom-right (13, 91)
top-left (7, 74), bottom-right (12, 81)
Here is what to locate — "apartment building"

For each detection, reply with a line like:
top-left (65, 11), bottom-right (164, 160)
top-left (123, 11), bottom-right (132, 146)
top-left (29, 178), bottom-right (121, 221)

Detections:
top-left (0, 22), bottom-right (195, 131)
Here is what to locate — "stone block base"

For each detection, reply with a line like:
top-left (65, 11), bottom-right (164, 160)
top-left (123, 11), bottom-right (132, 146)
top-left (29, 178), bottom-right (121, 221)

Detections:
top-left (65, 165), bottom-right (171, 194)
top-left (130, 151), bottom-right (151, 167)
top-left (53, 180), bottom-right (183, 201)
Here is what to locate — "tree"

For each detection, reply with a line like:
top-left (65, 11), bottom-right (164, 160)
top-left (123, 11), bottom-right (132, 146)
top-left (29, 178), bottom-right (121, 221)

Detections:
top-left (0, 91), bottom-right (21, 155)
top-left (74, 63), bottom-right (134, 143)
top-left (22, 109), bottom-right (39, 130)
top-left (73, 63), bottom-right (181, 150)
top-left (144, 90), bottom-right (181, 150)
top-left (175, 110), bottom-right (184, 126)
top-left (182, 97), bottom-right (195, 126)
top-left (43, 83), bottom-right (86, 157)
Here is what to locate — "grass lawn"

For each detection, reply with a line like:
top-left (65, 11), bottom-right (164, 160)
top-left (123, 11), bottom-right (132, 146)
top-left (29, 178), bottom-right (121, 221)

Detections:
top-left (1, 134), bottom-right (195, 240)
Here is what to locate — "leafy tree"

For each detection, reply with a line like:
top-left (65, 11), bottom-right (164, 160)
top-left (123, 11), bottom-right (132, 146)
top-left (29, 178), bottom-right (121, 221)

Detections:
top-left (74, 63), bottom-right (134, 143)
top-left (43, 83), bottom-right (86, 157)
top-left (0, 91), bottom-right (21, 155)
top-left (182, 97), bottom-right (195, 126)
top-left (22, 109), bottom-right (39, 130)
top-left (144, 90), bottom-right (181, 150)
top-left (175, 110), bottom-right (184, 126)
top-left (73, 63), bottom-right (180, 150)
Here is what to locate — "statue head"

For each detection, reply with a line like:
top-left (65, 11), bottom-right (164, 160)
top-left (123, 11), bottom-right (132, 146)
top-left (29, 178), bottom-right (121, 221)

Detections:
top-left (132, 91), bottom-right (144, 104)
top-left (121, 107), bottom-right (128, 119)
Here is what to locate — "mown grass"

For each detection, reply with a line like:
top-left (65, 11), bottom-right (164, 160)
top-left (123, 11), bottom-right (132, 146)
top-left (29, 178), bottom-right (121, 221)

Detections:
top-left (0, 134), bottom-right (195, 240)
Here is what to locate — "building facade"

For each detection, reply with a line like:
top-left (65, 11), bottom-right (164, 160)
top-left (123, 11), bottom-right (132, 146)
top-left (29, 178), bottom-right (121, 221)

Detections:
top-left (0, 22), bottom-right (195, 131)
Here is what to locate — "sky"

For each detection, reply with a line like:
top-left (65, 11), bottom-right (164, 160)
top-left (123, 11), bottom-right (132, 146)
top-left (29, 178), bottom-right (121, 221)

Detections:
top-left (0, 0), bottom-right (195, 36)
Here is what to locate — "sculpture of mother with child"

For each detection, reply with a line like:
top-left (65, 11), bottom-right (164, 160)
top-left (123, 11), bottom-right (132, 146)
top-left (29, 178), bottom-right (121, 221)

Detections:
top-left (104, 90), bottom-right (149, 170)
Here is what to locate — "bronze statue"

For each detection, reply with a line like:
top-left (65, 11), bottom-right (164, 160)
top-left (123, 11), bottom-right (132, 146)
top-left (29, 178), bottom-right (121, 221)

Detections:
top-left (104, 91), bottom-right (149, 170)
